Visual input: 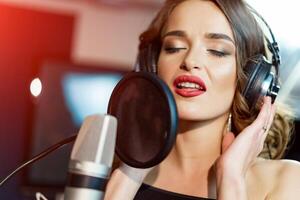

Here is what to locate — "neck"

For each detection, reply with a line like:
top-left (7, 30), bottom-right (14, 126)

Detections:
top-left (161, 113), bottom-right (229, 174)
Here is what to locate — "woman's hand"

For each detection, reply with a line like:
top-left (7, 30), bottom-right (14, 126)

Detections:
top-left (215, 96), bottom-right (276, 199)
top-left (104, 163), bottom-right (153, 200)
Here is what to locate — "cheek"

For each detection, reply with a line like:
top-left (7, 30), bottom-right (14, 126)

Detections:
top-left (157, 55), bottom-right (176, 85)
top-left (210, 62), bottom-right (237, 98)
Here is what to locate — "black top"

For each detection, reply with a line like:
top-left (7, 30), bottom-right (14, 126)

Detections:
top-left (134, 183), bottom-right (216, 200)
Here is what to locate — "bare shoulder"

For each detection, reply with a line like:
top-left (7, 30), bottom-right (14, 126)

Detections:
top-left (269, 159), bottom-right (300, 199)
top-left (249, 158), bottom-right (300, 199)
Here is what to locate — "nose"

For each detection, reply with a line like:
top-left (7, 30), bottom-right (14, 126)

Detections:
top-left (180, 48), bottom-right (203, 71)
top-left (180, 62), bottom-right (201, 71)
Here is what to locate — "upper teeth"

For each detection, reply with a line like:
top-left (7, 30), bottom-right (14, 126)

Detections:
top-left (177, 82), bottom-right (202, 89)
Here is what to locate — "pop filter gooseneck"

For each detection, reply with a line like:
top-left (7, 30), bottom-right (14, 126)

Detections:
top-left (108, 72), bottom-right (178, 168)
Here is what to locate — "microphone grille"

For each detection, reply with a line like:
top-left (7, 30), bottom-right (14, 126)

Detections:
top-left (71, 114), bottom-right (117, 167)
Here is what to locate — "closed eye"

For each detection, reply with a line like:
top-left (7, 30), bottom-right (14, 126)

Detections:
top-left (207, 49), bottom-right (230, 57)
top-left (164, 47), bottom-right (187, 54)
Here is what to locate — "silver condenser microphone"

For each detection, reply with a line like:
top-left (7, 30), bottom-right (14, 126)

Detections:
top-left (64, 114), bottom-right (117, 200)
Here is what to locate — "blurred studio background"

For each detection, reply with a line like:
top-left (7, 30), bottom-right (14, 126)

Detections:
top-left (0, 0), bottom-right (299, 199)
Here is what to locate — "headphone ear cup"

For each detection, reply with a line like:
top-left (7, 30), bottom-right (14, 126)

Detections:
top-left (242, 54), bottom-right (272, 110)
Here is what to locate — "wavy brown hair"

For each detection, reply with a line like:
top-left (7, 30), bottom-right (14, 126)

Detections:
top-left (137, 0), bottom-right (294, 159)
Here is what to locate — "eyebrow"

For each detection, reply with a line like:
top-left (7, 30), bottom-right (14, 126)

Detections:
top-left (205, 33), bottom-right (235, 45)
top-left (162, 30), bottom-right (235, 45)
top-left (162, 30), bottom-right (187, 40)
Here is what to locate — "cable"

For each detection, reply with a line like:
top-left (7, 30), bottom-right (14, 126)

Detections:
top-left (0, 134), bottom-right (77, 187)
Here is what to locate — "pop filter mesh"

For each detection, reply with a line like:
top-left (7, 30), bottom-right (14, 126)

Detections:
top-left (109, 73), bottom-right (172, 167)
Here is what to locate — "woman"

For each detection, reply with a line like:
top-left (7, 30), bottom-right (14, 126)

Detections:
top-left (105, 0), bottom-right (300, 199)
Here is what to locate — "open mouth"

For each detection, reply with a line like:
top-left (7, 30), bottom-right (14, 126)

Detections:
top-left (173, 75), bottom-right (207, 97)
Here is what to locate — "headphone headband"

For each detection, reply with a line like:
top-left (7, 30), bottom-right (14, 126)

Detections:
top-left (248, 5), bottom-right (281, 68)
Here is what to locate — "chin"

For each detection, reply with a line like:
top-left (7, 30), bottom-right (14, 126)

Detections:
top-left (177, 105), bottom-right (229, 122)
top-left (178, 108), bottom-right (209, 121)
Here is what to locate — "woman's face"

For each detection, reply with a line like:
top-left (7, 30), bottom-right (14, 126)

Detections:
top-left (157, 0), bottom-right (237, 121)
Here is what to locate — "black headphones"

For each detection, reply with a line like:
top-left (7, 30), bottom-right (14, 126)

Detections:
top-left (135, 7), bottom-right (281, 112)
top-left (241, 7), bottom-right (281, 110)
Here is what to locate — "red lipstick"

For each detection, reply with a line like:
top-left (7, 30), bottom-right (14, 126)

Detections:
top-left (173, 75), bottom-right (207, 97)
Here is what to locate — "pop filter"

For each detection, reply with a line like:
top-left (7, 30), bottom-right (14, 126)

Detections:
top-left (108, 72), bottom-right (178, 168)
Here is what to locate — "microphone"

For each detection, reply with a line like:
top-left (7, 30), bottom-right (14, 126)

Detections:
top-left (64, 114), bottom-right (117, 200)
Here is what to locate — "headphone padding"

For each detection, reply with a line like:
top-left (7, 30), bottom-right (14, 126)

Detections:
top-left (242, 54), bottom-right (272, 110)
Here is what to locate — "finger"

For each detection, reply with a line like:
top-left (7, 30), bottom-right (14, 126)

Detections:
top-left (221, 131), bottom-right (235, 153)
top-left (262, 103), bottom-right (276, 139)
top-left (267, 104), bottom-right (276, 130)
top-left (249, 96), bottom-right (271, 132)
top-left (263, 97), bottom-right (272, 130)
top-left (259, 100), bottom-right (276, 152)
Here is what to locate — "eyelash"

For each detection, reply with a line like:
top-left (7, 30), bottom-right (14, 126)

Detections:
top-left (164, 47), bottom-right (230, 58)
top-left (164, 47), bottom-right (187, 54)
top-left (207, 49), bottom-right (230, 57)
